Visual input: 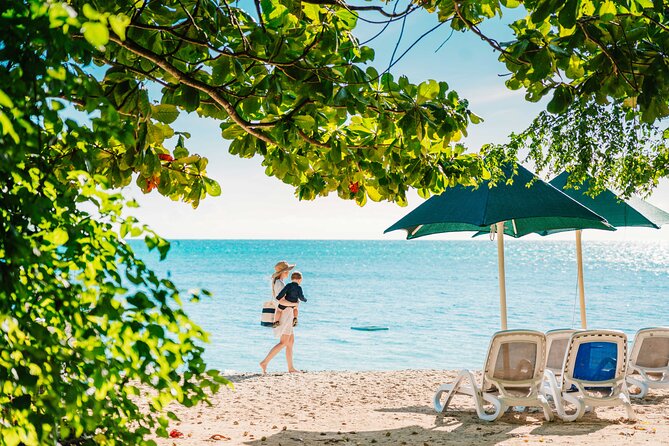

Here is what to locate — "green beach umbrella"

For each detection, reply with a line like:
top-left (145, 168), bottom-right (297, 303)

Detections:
top-left (384, 163), bottom-right (613, 330)
top-left (549, 171), bottom-right (669, 329)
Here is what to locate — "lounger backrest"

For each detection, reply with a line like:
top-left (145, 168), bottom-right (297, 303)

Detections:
top-left (482, 330), bottom-right (546, 392)
top-left (561, 330), bottom-right (627, 391)
top-left (630, 327), bottom-right (669, 370)
top-left (545, 329), bottom-right (581, 374)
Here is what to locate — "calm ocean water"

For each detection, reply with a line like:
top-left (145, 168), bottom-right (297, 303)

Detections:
top-left (130, 240), bottom-right (669, 373)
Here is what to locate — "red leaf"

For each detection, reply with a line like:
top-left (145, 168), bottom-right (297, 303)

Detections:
top-left (146, 175), bottom-right (160, 192)
top-left (169, 429), bottom-right (184, 438)
top-left (158, 154), bottom-right (174, 162)
top-left (348, 181), bottom-right (359, 193)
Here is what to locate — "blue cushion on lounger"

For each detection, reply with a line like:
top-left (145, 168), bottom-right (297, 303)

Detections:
top-left (573, 341), bottom-right (618, 382)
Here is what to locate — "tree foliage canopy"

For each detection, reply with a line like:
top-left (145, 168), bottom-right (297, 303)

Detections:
top-left (420, 0), bottom-right (669, 194)
top-left (27, 0), bottom-right (491, 209)
top-left (429, 0), bottom-right (669, 122)
top-left (1, 1), bottom-right (234, 445)
top-left (484, 98), bottom-right (669, 197)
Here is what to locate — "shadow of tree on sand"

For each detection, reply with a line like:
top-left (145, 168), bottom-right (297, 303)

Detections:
top-left (375, 404), bottom-right (434, 415)
top-left (224, 373), bottom-right (265, 383)
top-left (244, 408), bottom-right (607, 446)
top-left (244, 424), bottom-right (514, 446)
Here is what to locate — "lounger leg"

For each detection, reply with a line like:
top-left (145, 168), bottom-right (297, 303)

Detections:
top-left (619, 393), bottom-right (636, 421)
top-left (434, 372), bottom-right (479, 413)
top-left (560, 393), bottom-right (585, 422)
top-left (537, 395), bottom-right (554, 422)
top-left (543, 370), bottom-right (565, 418)
top-left (433, 371), bottom-right (502, 422)
top-left (433, 383), bottom-right (454, 413)
top-left (477, 392), bottom-right (503, 422)
top-left (434, 372), bottom-right (467, 413)
top-left (626, 376), bottom-right (649, 399)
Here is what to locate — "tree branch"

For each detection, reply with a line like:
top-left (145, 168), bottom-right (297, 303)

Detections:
top-left (452, 1), bottom-right (515, 58)
top-left (108, 35), bottom-right (278, 146)
top-left (302, 0), bottom-right (414, 19)
top-left (577, 21), bottom-right (639, 93)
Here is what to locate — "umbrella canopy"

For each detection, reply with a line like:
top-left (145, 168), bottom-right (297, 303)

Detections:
top-left (550, 171), bottom-right (669, 229)
top-left (548, 171), bottom-right (669, 328)
top-left (386, 164), bottom-right (613, 238)
top-left (385, 163), bottom-right (614, 330)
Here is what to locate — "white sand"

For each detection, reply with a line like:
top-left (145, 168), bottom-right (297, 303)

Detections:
top-left (149, 370), bottom-right (669, 445)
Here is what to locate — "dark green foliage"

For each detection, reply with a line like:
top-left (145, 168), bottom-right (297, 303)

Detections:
top-left (66, 0), bottom-right (487, 206)
top-left (429, 0), bottom-right (669, 124)
top-left (0, 2), bottom-right (230, 444)
top-left (484, 99), bottom-right (669, 197)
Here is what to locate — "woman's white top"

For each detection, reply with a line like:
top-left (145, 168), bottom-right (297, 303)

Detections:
top-left (272, 278), bottom-right (284, 299)
top-left (271, 277), bottom-right (294, 337)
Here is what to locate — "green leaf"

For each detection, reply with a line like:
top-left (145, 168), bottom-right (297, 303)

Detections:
top-left (469, 112), bottom-right (483, 125)
top-left (546, 84), bottom-right (574, 114)
top-left (558, 0), bottom-right (578, 28)
top-left (179, 85), bottom-right (200, 112)
top-left (109, 14), bottom-right (131, 41)
top-left (81, 21), bottom-right (109, 48)
top-left (203, 177), bottom-right (221, 196)
top-left (48, 3), bottom-right (73, 28)
top-left (210, 57), bottom-right (233, 85)
top-left (355, 191), bottom-right (367, 206)
top-left (44, 228), bottom-right (69, 246)
top-left (174, 145), bottom-right (189, 159)
top-left (220, 123), bottom-right (245, 140)
top-left (147, 122), bottom-right (172, 145)
top-left (528, 49), bottom-right (553, 81)
top-left (417, 80), bottom-right (439, 104)
top-left (0, 89), bottom-right (14, 108)
top-left (82, 4), bottom-right (101, 20)
top-left (294, 115), bottom-right (316, 131)
top-left (366, 185), bottom-right (383, 202)
top-left (566, 55), bottom-right (585, 79)
top-left (173, 155), bottom-right (200, 164)
top-left (302, 3), bottom-right (320, 21)
top-left (0, 111), bottom-right (19, 143)
top-left (151, 104), bottom-right (179, 124)
top-left (335, 8), bottom-right (357, 28)
top-left (530, 0), bottom-right (557, 24)
top-left (599, 1), bottom-right (617, 21)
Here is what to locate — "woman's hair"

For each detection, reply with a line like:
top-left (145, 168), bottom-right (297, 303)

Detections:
top-left (291, 271), bottom-right (302, 280)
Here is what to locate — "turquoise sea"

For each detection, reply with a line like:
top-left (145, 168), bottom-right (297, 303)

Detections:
top-left (132, 240), bottom-right (669, 373)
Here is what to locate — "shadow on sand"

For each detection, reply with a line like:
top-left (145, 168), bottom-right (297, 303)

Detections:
top-left (244, 407), bottom-right (609, 446)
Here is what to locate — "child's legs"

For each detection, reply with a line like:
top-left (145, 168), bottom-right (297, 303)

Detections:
top-left (274, 308), bottom-right (283, 322)
top-left (293, 307), bottom-right (298, 317)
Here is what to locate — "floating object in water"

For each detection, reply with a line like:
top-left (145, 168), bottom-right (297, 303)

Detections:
top-left (351, 326), bottom-right (389, 331)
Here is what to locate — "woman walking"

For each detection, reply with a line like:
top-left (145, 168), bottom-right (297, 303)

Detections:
top-left (260, 261), bottom-right (300, 374)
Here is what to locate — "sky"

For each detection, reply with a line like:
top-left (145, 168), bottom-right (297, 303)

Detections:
top-left (124, 5), bottom-right (669, 241)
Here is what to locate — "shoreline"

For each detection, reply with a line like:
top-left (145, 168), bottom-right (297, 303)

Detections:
top-left (148, 369), bottom-right (668, 445)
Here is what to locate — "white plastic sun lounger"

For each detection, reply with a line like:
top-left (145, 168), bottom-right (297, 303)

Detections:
top-left (626, 327), bottom-right (669, 399)
top-left (545, 329), bottom-right (582, 376)
top-left (543, 330), bottom-right (635, 421)
top-left (433, 330), bottom-right (553, 421)
top-left (541, 329), bottom-right (582, 401)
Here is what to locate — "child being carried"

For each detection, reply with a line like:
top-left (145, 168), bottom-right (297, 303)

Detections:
top-left (274, 271), bottom-right (306, 327)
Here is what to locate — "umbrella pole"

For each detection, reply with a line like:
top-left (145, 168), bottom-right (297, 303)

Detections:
top-left (496, 221), bottom-right (508, 330)
top-left (575, 230), bottom-right (587, 329)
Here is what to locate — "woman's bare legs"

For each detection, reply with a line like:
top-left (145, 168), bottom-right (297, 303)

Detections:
top-left (286, 335), bottom-right (299, 372)
top-left (260, 334), bottom-right (291, 374)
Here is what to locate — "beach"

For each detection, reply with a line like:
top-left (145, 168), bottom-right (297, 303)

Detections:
top-left (150, 369), bottom-right (669, 445)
